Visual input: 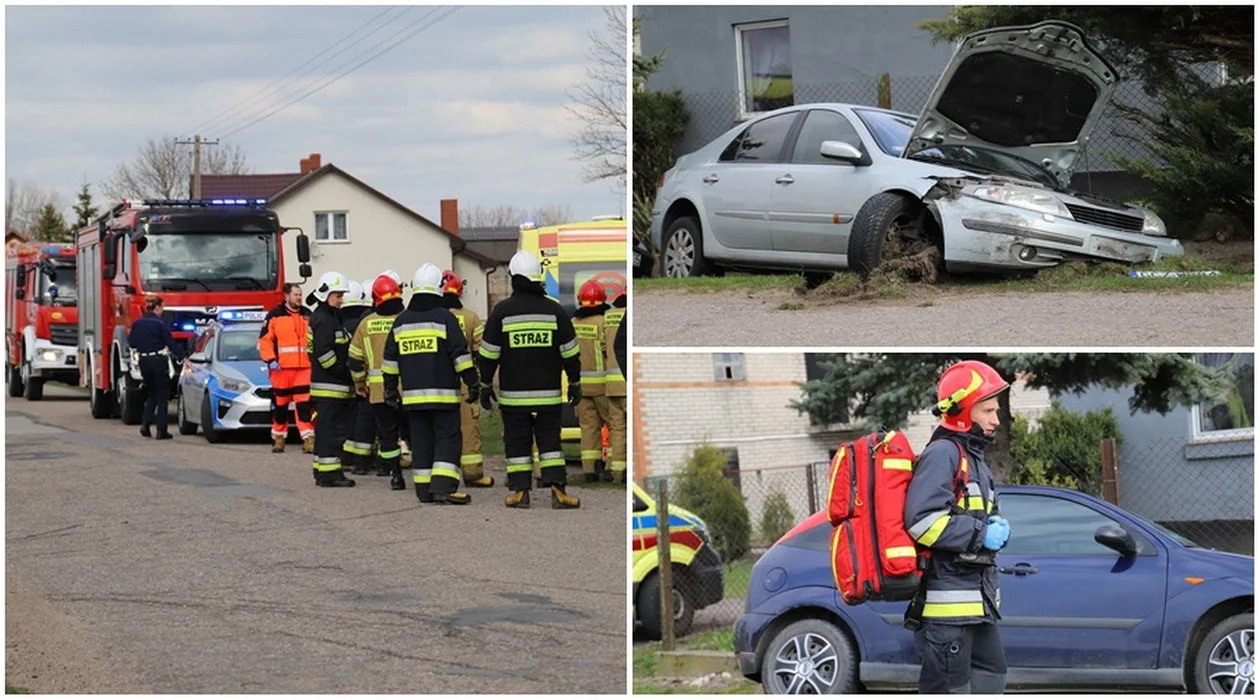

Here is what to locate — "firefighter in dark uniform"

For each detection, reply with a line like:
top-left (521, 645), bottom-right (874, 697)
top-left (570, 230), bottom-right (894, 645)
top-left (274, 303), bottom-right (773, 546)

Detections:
top-left (382, 263), bottom-right (479, 505)
top-left (306, 271), bottom-right (356, 488)
top-left (477, 250), bottom-right (583, 509)
top-left (903, 360), bottom-right (1012, 694)
top-left (339, 279), bottom-right (374, 474)
top-left (128, 294), bottom-right (183, 439)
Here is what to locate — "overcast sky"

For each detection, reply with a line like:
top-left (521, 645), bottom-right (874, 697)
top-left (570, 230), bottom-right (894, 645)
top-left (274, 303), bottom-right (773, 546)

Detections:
top-left (6, 5), bottom-right (625, 225)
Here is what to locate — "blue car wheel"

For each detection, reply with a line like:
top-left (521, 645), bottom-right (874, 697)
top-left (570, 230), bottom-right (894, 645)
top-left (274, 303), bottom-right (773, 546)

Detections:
top-left (760, 619), bottom-right (858, 695)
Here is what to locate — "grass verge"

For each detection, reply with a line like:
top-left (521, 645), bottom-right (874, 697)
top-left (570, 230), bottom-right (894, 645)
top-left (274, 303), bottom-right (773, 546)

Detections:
top-left (636, 273), bottom-right (803, 293)
top-left (723, 559), bottom-right (755, 601)
top-left (634, 628), bottom-right (759, 694)
top-left (6, 686), bottom-right (32, 694)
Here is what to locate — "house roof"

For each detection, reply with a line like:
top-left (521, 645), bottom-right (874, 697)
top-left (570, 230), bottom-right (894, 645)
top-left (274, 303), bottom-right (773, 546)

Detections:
top-left (463, 239), bottom-right (519, 264)
top-left (199, 164), bottom-right (498, 269)
top-left (460, 226), bottom-right (522, 242)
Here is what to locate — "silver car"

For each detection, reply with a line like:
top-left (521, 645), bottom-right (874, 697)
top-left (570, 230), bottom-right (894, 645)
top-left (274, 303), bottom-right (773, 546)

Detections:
top-left (651, 21), bottom-right (1183, 279)
top-left (176, 319), bottom-right (274, 443)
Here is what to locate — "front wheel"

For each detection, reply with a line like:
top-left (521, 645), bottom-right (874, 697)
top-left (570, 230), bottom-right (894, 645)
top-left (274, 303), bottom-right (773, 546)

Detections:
top-left (637, 567), bottom-right (697, 640)
top-left (8, 362), bottom-right (24, 397)
top-left (760, 618), bottom-right (858, 695)
top-left (1192, 612), bottom-right (1254, 694)
top-left (22, 360), bottom-right (43, 401)
top-left (847, 193), bottom-right (923, 279)
top-left (176, 390), bottom-right (198, 436)
top-left (201, 396), bottom-right (223, 444)
top-left (662, 216), bottom-right (718, 278)
top-left (118, 371), bottom-right (143, 426)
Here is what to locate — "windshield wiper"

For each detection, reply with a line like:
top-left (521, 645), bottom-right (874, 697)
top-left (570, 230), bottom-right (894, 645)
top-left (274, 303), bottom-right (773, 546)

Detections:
top-left (224, 277), bottom-right (266, 290)
top-left (152, 277), bottom-right (212, 292)
top-left (909, 153), bottom-right (1006, 177)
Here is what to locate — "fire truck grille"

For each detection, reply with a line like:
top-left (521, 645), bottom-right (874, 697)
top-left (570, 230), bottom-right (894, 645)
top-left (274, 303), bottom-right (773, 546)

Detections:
top-left (50, 324), bottom-right (77, 347)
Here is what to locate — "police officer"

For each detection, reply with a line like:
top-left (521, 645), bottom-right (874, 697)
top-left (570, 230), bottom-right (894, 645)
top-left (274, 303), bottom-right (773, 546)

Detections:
top-left (128, 295), bottom-right (183, 440)
top-left (382, 264), bottom-right (479, 505)
top-left (573, 279), bottom-right (614, 482)
top-left (306, 271), bottom-right (356, 488)
top-left (603, 289), bottom-right (627, 483)
top-left (339, 280), bottom-right (375, 474)
top-left (478, 250), bottom-right (582, 509)
top-left (903, 360), bottom-right (1012, 694)
top-left (441, 269), bottom-right (494, 488)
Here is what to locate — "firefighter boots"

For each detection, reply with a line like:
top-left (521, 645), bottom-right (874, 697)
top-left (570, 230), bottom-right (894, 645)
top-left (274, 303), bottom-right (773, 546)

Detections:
top-left (414, 483), bottom-right (434, 503)
top-left (374, 459), bottom-right (394, 477)
top-left (272, 435), bottom-right (286, 453)
top-left (302, 436), bottom-right (315, 454)
top-left (465, 474), bottom-right (495, 488)
top-left (390, 467), bottom-right (406, 491)
top-left (318, 472), bottom-right (356, 488)
top-left (350, 455), bottom-right (373, 476)
top-left (431, 491), bottom-right (471, 506)
top-left (551, 485), bottom-right (580, 509)
top-left (505, 490), bottom-right (531, 509)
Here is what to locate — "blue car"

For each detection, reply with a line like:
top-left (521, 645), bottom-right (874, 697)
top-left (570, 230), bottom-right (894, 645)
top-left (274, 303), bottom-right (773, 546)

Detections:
top-left (735, 485), bottom-right (1254, 694)
top-left (176, 319), bottom-right (274, 443)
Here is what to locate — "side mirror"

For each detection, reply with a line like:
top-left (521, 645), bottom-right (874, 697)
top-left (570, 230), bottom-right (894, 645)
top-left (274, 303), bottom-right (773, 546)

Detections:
top-left (1095, 524), bottom-right (1138, 557)
top-left (820, 140), bottom-right (865, 163)
top-left (103, 264), bottom-right (117, 280)
top-left (188, 352), bottom-right (208, 364)
top-left (15, 265), bottom-right (27, 288)
top-left (14, 288), bottom-right (25, 300)
top-left (293, 230), bottom-right (311, 263)
top-left (45, 268), bottom-right (58, 283)
top-left (135, 237), bottom-right (148, 254)
top-left (299, 263), bottom-right (312, 280)
top-left (103, 233), bottom-right (117, 265)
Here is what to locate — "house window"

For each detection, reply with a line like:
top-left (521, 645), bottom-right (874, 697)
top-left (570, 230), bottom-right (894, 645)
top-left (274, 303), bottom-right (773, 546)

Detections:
top-left (718, 447), bottom-right (742, 492)
top-left (735, 20), bottom-right (794, 116)
top-left (714, 353), bottom-right (746, 381)
top-left (314, 212), bottom-right (348, 242)
top-left (1193, 353), bottom-right (1254, 439)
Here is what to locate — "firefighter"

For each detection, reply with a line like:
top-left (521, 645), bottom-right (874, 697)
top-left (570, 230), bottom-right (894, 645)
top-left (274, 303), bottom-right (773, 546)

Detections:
top-left (603, 290), bottom-right (627, 482)
top-left (572, 279), bottom-right (615, 483)
top-left (305, 271), bottom-right (356, 488)
top-left (339, 280), bottom-right (375, 474)
top-left (903, 360), bottom-right (1012, 694)
top-left (379, 268), bottom-right (411, 465)
top-left (259, 283), bottom-right (314, 453)
top-left (478, 250), bottom-right (582, 509)
top-left (348, 275), bottom-right (408, 490)
top-left (440, 269), bottom-right (494, 488)
top-left (382, 264), bottom-right (479, 505)
top-left (127, 294), bottom-right (183, 440)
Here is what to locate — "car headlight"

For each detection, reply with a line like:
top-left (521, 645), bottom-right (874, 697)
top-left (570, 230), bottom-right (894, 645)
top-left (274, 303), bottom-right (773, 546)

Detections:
top-left (218, 377), bottom-right (251, 393)
top-left (40, 349), bottom-right (62, 362)
top-left (967, 184), bottom-right (1071, 218)
top-left (1141, 209), bottom-right (1167, 237)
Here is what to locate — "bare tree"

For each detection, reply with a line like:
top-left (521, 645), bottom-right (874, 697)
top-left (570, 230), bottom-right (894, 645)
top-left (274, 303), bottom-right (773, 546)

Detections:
top-left (101, 136), bottom-right (250, 202)
top-left (566, 6), bottom-right (627, 187)
top-left (459, 204), bottom-right (575, 229)
top-left (6, 179), bottom-right (62, 235)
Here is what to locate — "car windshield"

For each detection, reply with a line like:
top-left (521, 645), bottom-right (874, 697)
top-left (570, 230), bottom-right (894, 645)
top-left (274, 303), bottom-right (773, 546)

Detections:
top-left (855, 109), bottom-right (1059, 187)
top-left (216, 329), bottom-right (261, 362)
top-left (140, 231), bottom-right (278, 291)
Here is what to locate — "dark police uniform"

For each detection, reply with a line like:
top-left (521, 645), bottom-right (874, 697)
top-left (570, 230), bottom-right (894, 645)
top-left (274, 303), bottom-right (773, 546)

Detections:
top-left (127, 311), bottom-right (183, 438)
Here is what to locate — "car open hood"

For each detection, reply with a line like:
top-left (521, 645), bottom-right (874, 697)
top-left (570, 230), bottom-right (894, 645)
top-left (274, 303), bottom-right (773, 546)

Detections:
top-left (904, 21), bottom-right (1118, 188)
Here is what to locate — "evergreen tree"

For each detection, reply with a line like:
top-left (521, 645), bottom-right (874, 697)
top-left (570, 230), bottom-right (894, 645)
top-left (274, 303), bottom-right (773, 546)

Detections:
top-left (31, 203), bottom-right (71, 243)
top-left (73, 180), bottom-right (98, 230)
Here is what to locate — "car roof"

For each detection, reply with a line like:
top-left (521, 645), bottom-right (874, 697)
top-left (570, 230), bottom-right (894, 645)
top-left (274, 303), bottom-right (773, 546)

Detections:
top-left (747, 102), bottom-right (917, 121)
top-left (205, 321), bottom-right (264, 333)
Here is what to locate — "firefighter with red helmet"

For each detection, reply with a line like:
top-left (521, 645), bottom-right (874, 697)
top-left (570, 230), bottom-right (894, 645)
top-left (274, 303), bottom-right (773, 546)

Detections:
top-left (903, 360), bottom-right (1012, 694)
top-left (441, 269), bottom-right (494, 488)
top-left (603, 289), bottom-right (627, 482)
top-left (572, 278), bottom-right (616, 482)
top-left (347, 275), bottom-right (409, 490)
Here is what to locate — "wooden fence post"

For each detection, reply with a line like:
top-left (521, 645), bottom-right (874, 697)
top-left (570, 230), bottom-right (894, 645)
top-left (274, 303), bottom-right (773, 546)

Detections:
top-left (1100, 438), bottom-right (1121, 505)
top-left (655, 479), bottom-right (675, 650)
top-left (877, 73), bottom-right (892, 109)
top-left (805, 463), bottom-right (817, 514)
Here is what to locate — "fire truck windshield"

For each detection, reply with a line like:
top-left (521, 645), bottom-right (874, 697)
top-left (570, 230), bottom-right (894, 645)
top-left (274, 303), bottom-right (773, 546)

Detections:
top-left (40, 262), bottom-right (76, 303)
top-left (139, 231), bottom-right (278, 291)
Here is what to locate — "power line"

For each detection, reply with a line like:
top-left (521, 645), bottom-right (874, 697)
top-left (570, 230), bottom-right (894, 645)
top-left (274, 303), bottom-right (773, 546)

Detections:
top-left (220, 6), bottom-right (459, 139)
top-left (187, 6), bottom-right (405, 136)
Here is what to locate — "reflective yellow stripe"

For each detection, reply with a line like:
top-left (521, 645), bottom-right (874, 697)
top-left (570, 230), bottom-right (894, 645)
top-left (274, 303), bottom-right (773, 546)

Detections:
top-left (311, 388), bottom-right (353, 399)
top-left (957, 495), bottom-right (986, 511)
top-left (312, 460), bottom-right (342, 473)
top-left (580, 450), bottom-right (602, 459)
top-left (432, 466), bottom-right (461, 481)
top-left (500, 396), bottom-right (562, 407)
top-left (922, 601), bottom-right (985, 618)
top-left (479, 346), bottom-right (501, 360)
top-left (885, 546), bottom-right (917, 559)
top-left (460, 454), bottom-right (483, 465)
top-left (454, 359), bottom-right (473, 372)
top-left (883, 458), bottom-right (912, 471)
top-left (916, 514), bottom-right (951, 547)
top-left (402, 395), bottom-right (461, 405)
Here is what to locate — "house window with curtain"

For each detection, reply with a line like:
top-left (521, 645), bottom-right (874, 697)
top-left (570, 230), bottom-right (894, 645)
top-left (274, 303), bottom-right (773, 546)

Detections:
top-left (1193, 353), bottom-right (1254, 439)
top-left (735, 20), bottom-right (794, 117)
top-left (314, 211), bottom-right (348, 242)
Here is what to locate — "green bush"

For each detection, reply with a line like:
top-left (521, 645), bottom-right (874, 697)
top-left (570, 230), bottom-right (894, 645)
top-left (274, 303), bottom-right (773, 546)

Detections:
top-left (632, 89), bottom-right (690, 250)
top-left (759, 489), bottom-right (795, 545)
top-left (671, 444), bottom-right (750, 561)
top-left (1009, 401), bottom-right (1121, 495)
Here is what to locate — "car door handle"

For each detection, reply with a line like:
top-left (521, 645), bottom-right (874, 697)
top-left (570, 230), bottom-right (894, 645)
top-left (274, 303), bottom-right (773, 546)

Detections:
top-left (702, 174), bottom-right (720, 184)
top-left (775, 174), bottom-right (795, 185)
top-left (999, 563), bottom-right (1039, 577)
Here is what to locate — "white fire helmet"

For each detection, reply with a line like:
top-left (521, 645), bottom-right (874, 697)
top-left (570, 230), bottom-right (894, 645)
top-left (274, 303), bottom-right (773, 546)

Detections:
top-left (509, 249), bottom-right (543, 283)
top-left (412, 264), bottom-right (444, 296)
top-left (310, 271), bottom-right (350, 303)
top-left (345, 279), bottom-right (366, 306)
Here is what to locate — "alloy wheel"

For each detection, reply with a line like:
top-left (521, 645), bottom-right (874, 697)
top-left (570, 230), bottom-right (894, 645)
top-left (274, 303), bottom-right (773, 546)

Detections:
top-left (1207, 628), bottom-right (1254, 694)
top-left (770, 632), bottom-right (839, 694)
top-left (664, 229), bottom-right (696, 277)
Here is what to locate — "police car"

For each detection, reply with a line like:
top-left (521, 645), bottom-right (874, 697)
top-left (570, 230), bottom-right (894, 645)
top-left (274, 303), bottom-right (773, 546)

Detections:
top-left (175, 312), bottom-right (274, 443)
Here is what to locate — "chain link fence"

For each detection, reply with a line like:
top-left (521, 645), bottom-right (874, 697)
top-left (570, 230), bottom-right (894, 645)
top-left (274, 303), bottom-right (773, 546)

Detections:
top-left (641, 434), bottom-right (1253, 641)
top-left (670, 75), bottom-right (1197, 204)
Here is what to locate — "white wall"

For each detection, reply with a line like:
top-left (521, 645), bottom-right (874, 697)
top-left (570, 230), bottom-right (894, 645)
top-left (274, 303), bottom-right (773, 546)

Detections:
top-left (452, 254), bottom-right (489, 319)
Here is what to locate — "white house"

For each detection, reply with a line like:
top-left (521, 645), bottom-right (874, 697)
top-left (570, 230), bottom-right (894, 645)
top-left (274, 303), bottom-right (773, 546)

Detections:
top-left (200, 154), bottom-right (496, 317)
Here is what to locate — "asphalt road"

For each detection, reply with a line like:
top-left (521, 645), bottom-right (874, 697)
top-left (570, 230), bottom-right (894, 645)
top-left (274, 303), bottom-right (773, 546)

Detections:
top-left (6, 385), bottom-right (627, 694)
top-left (635, 287), bottom-right (1255, 347)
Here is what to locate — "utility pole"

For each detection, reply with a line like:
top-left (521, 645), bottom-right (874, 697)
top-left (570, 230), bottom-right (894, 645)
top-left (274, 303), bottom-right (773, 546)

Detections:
top-left (175, 135), bottom-right (219, 199)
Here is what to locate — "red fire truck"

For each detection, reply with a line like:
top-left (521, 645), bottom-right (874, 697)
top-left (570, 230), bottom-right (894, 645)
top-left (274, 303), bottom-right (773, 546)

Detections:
top-left (5, 242), bottom-right (80, 400)
top-left (77, 198), bottom-right (311, 423)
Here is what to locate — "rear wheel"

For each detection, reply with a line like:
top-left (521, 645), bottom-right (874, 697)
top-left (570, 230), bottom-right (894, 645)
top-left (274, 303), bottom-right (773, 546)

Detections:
top-left (201, 395), bottom-right (223, 444)
top-left (89, 358), bottom-right (116, 419)
top-left (1192, 612), bottom-right (1254, 694)
top-left (760, 619), bottom-right (858, 695)
top-left (8, 361), bottom-right (24, 397)
top-left (116, 359), bottom-right (143, 425)
top-left (662, 216), bottom-right (718, 278)
top-left (176, 390), bottom-right (198, 436)
top-left (637, 567), bottom-right (697, 640)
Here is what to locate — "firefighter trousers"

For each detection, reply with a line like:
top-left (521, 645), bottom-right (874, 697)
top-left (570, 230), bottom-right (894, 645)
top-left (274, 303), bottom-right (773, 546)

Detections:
top-left (606, 396), bottom-right (627, 476)
top-left (311, 397), bottom-right (352, 483)
top-left (460, 395), bottom-right (484, 480)
top-left (914, 621), bottom-right (1007, 694)
top-left (269, 367), bottom-right (313, 439)
top-left (370, 402), bottom-right (401, 466)
top-left (407, 409), bottom-right (462, 499)
top-left (503, 409), bottom-right (563, 492)
top-left (577, 395), bottom-right (613, 475)
top-left (139, 355), bottom-right (171, 432)
top-left (343, 396), bottom-right (373, 468)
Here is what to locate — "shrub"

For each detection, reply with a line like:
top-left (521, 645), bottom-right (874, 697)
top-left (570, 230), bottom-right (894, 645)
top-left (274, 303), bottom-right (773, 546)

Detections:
top-left (759, 489), bottom-right (796, 545)
top-left (671, 444), bottom-right (750, 561)
top-left (632, 89), bottom-right (690, 252)
top-left (1009, 401), bottom-right (1121, 495)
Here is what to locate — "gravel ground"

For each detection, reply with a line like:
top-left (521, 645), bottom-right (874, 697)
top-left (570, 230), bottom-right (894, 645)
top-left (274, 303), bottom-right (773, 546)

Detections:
top-left (635, 287), bottom-right (1254, 347)
top-left (6, 386), bottom-right (627, 694)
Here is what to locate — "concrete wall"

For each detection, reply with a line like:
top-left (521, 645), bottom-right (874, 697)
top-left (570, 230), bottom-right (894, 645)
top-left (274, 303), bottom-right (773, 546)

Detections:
top-left (274, 171), bottom-right (488, 318)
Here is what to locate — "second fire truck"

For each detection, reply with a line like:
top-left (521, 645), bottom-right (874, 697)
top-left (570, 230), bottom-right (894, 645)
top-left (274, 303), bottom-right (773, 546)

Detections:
top-left (77, 198), bottom-right (311, 424)
top-left (5, 242), bottom-right (79, 400)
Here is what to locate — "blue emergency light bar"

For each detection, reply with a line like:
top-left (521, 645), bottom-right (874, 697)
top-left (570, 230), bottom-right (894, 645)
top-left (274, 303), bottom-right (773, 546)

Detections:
top-left (218, 310), bottom-right (267, 323)
top-left (41, 245), bottom-right (72, 255)
top-left (141, 198), bottom-right (269, 207)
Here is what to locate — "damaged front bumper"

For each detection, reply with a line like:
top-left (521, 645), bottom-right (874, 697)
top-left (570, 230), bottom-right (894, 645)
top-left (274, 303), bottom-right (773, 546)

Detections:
top-left (934, 195), bottom-right (1184, 272)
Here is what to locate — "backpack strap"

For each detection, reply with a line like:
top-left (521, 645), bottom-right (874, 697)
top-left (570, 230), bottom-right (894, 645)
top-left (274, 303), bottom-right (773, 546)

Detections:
top-left (952, 441), bottom-right (970, 508)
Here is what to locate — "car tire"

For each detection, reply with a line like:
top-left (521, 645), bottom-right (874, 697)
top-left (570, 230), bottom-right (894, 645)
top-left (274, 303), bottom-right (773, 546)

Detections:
top-left (22, 361), bottom-right (43, 401)
top-left (89, 357), bottom-right (116, 419)
top-left (118, 373), bottom-right (143, 425)
top-left (1191, 612), bottom-right (1253, 694)
top-left (201, 395), bottom-right (224, 444)
top-left (637, 567), bottom-right (697, 641)
top-left (847, 192), bottom-right (921, 279)
top-left (8, 362), bottom-right (24, 397)
top-left (176, 390), bottom-right (198, 436)
top-left (662, 216), bottom-right (718, 278)
top-left (760, 618), bottom-right (858, 695)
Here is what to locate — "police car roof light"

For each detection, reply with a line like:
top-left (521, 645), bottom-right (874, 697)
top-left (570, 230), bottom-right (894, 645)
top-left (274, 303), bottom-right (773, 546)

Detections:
top-left (140, 198), bottom-right (268, 208)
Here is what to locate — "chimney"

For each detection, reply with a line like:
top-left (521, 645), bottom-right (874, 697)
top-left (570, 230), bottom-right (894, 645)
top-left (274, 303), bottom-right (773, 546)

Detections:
top-left (299, 153), bottom-right (322, 174)
top-left (440, 198), bottom-right (459, 237)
